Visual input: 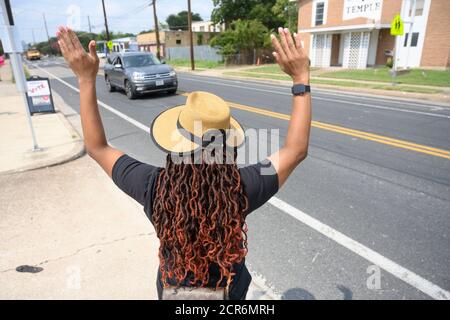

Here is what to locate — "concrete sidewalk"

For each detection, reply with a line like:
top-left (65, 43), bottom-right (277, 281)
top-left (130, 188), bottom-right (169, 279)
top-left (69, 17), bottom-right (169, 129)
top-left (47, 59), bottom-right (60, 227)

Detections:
top-left (0, 59), bottom-right (277, 300)
top-left (0, 61), bottom-right (84, 174)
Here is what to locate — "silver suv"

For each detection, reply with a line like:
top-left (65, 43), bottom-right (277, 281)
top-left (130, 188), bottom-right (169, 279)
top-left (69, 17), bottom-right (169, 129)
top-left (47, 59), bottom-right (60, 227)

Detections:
top-left (104, 52), bottom-right (178, 99)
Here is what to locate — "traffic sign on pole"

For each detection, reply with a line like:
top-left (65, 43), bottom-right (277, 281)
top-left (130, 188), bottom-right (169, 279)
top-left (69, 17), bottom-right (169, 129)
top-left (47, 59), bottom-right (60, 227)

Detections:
top-left (390, 14), bottom-right (404, 36)
top-left (106, 40), bottom-right (113, 51)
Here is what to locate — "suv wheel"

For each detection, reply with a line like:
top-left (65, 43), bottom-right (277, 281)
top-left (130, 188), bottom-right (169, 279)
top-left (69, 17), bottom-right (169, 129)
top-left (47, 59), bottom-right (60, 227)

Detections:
top-left (105, 76), bottom-right (115, 92)
top-left (125, 80), bottom-right (137, 100)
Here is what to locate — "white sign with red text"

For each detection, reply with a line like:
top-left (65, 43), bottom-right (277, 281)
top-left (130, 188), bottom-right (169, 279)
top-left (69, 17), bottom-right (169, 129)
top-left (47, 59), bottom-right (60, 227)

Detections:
top-left (27, 80), bottom-right (50, 97)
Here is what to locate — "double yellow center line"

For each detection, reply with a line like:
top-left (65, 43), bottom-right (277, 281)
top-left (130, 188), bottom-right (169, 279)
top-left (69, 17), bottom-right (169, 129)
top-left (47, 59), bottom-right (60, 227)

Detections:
top-left (180, 93), bottom-right (450, 160)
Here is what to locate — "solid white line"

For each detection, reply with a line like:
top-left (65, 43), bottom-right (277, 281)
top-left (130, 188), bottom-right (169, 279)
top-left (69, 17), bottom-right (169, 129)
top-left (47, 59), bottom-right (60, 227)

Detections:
top-left (268, 197), bottom-right (450, 300)
top-left (314, 96), bottom-right (450, 119)
top-left (179, 74), bottom-right (449, 109)
top-left (180, 76), bottom-right (450, 119)
top-left (38, 65), bottom-right (450, 300)
top-left (35, 65), bottom-right (150, 132)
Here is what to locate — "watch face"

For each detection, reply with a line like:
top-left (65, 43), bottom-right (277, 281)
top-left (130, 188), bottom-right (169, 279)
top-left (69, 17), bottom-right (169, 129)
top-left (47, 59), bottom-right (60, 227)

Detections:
top-left (292, 84), bottom-right (307, 95)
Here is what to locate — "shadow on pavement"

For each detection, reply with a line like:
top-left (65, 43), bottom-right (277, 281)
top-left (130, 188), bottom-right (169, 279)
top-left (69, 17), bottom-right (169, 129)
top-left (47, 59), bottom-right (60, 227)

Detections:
top-left (281, 288), bottom-right (316, 300)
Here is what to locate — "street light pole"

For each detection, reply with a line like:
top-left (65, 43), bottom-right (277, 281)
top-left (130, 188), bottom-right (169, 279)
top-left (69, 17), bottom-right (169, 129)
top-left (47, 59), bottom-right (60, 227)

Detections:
top-left (151, 0), bottom-right (161, 60)
top-left (187, 0), bottom-right (195, 70)
top-left (1, 0), bottom-right (40, 151)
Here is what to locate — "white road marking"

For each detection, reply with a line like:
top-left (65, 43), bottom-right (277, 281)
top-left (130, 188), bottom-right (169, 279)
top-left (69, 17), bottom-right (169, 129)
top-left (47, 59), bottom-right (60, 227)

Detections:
top-left (179, 76), bottom-right (450, 119)
top-left (37, 65), bottom-right (450, 300)
top-left (179, 74), bottom-right (450, 109)
top-left (269, 197), bottom-right (450, 300)
top-left (35, 65), bottom-right (150, 132)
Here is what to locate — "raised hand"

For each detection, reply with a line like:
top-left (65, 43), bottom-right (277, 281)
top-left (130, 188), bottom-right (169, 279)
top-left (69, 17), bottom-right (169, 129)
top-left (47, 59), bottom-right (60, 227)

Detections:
top-left (271, 27), bottom-right (310, 84)
top-left (56, 26), bottom-right (99, 83)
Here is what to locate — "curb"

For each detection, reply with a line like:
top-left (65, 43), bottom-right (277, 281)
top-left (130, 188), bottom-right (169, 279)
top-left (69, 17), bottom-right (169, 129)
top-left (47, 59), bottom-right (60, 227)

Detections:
top-left (178, 69), bottom-right (450, 106)
top-left (0, 92), bottom-right (85, 176)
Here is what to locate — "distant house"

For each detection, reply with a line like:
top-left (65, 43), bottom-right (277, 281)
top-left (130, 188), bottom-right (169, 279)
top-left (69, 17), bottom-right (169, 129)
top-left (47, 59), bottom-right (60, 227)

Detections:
top-left (137, 30), bottom-right (217, 57)
top-left (191, 21), bottom-right (225, 33)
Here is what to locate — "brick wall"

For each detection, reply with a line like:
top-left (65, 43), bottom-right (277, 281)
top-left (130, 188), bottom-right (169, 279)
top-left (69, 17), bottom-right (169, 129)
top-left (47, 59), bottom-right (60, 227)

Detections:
top-left (421, 0), bottom-right (450, 67)
top-left (298, 0), bottom-right (402, 31)
top-left (375, 28), bottom-right (395, 65)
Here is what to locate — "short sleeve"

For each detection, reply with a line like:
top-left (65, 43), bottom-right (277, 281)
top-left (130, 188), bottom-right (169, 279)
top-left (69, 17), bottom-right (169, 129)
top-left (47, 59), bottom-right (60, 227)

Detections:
top-left (239, 159), bottom-right (279, 217)
top-left (112, 154), bottom-right (161, 207)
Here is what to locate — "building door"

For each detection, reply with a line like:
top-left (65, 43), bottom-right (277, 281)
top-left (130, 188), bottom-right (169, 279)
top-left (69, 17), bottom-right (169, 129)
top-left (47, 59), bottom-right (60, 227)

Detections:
top-left (311, 34), bottom-right (332, 68)
top-left (396, 0), bottom-right (430, 68)
top-left (342, 31), bottom-right (371, 69)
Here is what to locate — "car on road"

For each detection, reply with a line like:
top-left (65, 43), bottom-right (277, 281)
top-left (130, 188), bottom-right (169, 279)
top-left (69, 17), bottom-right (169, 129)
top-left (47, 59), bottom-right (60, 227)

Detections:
top-left (103, 52), bottom-right (178, 99)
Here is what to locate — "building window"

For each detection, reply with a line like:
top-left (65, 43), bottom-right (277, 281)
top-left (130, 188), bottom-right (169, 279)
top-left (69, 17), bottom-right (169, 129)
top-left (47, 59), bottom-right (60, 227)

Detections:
top-left (404, 32), bottom-right (419, 47)
top-left (408, 0), bottom-right (425, 17)
top-left (200, 26), bottom-right (205, 31)
top-left (315, 2), bottom-right (325, 26)
top-left (176, 39), bottom-right (182, 45)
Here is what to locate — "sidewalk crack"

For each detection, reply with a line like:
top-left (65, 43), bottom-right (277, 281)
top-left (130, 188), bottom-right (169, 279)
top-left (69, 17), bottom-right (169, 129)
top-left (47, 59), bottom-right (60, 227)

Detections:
top-left (0, 231), bottom-right (156, 274)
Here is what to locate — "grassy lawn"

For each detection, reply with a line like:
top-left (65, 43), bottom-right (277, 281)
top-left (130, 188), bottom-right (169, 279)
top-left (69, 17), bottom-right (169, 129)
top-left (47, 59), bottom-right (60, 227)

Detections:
top-left (245, 64), bottom-right (318, 75)
top-left (12, 65), bottom-right (31, 83)
top-left (223, 71), bottom-right (442, 94)
top-left (317, 67), bottom-right (450, 87)
top-left (167, 59), bottom-right (224, 70)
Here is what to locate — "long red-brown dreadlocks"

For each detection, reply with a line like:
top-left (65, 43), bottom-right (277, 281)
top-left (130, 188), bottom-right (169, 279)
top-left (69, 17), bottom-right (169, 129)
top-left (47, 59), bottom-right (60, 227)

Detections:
top-left (152, 148), bottom-right (249, 289)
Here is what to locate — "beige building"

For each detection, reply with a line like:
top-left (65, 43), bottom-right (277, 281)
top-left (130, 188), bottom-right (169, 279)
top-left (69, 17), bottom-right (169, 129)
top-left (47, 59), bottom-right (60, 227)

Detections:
top-left (297, 0), bottom-right (450, 69)
top-left (137, 31), bottom-right (216, 57)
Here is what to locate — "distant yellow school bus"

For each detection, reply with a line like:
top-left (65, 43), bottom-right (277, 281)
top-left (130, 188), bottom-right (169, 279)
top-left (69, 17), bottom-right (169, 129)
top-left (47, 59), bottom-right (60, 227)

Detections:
top-left (26, 49), bottom-right (41, 61)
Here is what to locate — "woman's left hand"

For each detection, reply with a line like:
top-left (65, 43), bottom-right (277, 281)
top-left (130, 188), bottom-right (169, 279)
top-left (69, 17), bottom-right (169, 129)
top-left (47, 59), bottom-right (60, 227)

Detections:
top-left (56, 26), bottom-right (99, 83)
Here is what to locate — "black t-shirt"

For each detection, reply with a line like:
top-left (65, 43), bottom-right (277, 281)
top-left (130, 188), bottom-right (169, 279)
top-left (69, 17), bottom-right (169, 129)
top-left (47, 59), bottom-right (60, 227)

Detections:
top-left (112, 154), bottom-right (279, 300)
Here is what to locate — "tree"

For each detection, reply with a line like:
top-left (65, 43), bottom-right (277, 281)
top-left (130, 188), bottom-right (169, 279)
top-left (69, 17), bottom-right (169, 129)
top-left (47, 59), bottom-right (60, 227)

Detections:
top-left (211, 0), bottom-right (256, 27)
top-left (166, 11), bottom-right (202, 30)
top-left (210, 19), bottom-right (271, 58)
top-left (211, 0), bottom-right (290, 30)
top-left (272, 0), bottom-right (299, 30)
top-left (96, 31), bottom-right (135, 41)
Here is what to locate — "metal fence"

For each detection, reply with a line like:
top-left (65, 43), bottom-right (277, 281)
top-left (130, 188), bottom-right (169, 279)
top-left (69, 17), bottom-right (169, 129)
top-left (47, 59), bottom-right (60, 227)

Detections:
top-left (166, 45), bottom-right (222, 62)
top-left (223, 49), bottom-right (275, 66)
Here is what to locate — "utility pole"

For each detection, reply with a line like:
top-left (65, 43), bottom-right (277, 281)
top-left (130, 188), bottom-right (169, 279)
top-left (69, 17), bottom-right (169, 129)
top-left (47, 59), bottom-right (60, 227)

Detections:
top-left (43, 14), bottom-right (50, 42)
top-left (151, 0), bottom-right (161, 60)
top-left (88, 15), bottom-right (92, 33)
top-left (1, 0), bottom-right (40, 151)
top-left (101, 0), bottom-right (111, 54)
top-left (187, 0), bottom-right (195, 70)
top-left (43, 13), bottom-right (52, 55)
top-left (31, 28), bottom-right (36, 45)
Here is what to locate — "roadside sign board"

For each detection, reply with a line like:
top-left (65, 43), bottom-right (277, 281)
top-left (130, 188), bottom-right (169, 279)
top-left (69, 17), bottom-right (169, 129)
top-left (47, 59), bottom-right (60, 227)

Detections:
top-left (26, 76), bottom-right (55, 115)
top-left (391, 14), bottom-right (404, 36)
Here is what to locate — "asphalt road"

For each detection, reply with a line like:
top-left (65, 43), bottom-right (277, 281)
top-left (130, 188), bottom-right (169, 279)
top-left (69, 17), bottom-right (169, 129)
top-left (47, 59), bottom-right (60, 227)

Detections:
top-left (27, 58), bottom-right (450, 300)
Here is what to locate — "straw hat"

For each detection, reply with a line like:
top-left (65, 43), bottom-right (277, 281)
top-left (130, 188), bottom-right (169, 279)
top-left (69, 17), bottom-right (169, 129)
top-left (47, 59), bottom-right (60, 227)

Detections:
top-left (151, 91), bottom-right (245, 153)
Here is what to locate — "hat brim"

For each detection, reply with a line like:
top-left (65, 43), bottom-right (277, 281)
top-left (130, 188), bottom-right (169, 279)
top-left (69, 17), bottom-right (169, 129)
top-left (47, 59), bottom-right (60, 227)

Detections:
top-left (151, 105), bottom-right (245, 154)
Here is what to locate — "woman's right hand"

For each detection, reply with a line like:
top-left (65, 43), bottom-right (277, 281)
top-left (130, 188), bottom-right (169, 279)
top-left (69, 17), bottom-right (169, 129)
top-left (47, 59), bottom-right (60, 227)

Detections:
top-left (271, 27), bottom-right (310, 84)
top-left (56, 26), bottom-right (99, 84)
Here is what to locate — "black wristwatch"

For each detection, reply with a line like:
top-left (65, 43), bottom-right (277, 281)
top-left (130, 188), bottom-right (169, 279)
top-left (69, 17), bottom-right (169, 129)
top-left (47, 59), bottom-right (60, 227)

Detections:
top-left (291, 84), bottom-right (311, 96)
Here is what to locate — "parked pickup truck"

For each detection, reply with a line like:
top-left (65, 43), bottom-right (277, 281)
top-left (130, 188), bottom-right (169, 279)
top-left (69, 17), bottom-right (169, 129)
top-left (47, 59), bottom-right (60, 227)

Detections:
top-left (104, 52), bottom-right (178, 99)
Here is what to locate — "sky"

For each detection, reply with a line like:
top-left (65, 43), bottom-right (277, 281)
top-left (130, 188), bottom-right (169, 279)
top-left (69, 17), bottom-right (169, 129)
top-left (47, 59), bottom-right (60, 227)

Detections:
top-left (2, 0), bottom-right (215, 44)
